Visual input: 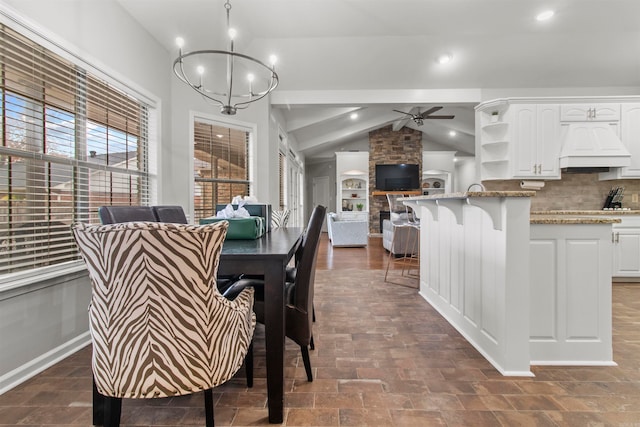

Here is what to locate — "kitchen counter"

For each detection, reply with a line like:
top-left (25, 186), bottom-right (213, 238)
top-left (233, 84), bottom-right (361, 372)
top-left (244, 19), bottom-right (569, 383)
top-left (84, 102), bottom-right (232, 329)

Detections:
top-left (532, 210), bottom-right (640, 215)
top-left (530, 215), bottom-right (621, 225)
top-left (414, 190), bottom-right (536, 200)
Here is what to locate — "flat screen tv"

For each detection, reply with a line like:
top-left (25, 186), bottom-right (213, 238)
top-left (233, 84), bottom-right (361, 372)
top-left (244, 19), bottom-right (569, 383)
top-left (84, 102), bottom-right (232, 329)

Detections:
top-left (375, 164), bottom-right (420, 191)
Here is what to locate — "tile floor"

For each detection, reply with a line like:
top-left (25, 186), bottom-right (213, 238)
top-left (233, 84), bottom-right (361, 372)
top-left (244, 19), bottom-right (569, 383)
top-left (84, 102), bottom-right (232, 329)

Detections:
top-left (1, 237), bottom-right (640, 426)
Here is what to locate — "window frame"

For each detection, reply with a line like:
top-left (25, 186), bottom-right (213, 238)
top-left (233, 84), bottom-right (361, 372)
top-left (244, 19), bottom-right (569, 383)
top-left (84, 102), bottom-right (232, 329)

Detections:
top-left (0, 7), bottom-right (159, 290)
top-left (189, 111), bottom-right (256, 222)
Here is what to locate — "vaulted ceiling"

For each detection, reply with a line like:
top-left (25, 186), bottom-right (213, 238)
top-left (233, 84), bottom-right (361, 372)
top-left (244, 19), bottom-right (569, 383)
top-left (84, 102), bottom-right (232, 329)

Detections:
top-left (117, 0), bottom-right (640, 162)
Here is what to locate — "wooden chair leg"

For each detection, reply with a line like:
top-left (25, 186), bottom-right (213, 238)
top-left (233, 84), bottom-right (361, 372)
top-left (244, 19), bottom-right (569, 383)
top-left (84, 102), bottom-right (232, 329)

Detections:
top-left (92, 377), bottom-right (104, 426)
top-left (204, 389), bottom-right (214, 427)
top-left (103, 396), bottom-right (122, 427)
top-left (300, 345), bottom-right (313, 382)
top-left (246, 341), bottom-right (254, 388)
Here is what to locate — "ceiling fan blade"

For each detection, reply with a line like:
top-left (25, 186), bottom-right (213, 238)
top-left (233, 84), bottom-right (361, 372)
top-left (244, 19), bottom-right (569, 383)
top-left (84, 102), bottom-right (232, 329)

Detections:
top-left (425, 115), bottom-right (455, 120)
top-left (392, 109), bottom-right (413, 116)
top-left (421, 106), bottom-right (443, 116)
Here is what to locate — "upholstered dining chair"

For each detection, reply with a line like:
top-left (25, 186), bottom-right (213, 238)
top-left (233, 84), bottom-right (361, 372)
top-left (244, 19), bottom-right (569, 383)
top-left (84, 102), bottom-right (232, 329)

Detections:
top-left (72, 221), bottom-right (255, 427)
top-left (152, 205), bottom-right (189, 223)
top-left (223, 205), bottom-right (326, 382)
top-left (271, 209), bottom-right (291, 228)
top-left (98, 205), bottom-right (156, 224)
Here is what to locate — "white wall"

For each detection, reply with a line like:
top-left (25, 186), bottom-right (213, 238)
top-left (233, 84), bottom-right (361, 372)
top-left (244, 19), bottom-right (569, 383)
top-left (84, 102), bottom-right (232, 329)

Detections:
top-left (454, 158), bottom-right (477, 192)
top-left (0, 0), bottom-right (173, 393)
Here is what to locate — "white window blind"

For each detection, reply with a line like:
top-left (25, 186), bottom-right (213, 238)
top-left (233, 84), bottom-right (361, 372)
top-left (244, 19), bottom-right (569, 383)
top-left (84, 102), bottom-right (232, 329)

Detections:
top-left (193, 120), bottom-right (249, 223)
top-left (0, 25), bottom-right (150, 275)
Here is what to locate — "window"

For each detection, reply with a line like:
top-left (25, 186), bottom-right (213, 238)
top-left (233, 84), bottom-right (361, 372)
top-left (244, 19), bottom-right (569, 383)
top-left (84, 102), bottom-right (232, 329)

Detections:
top-left (193, 119), bottom-right (250, 223)
top-left (0, 25), bottom-right (150, 276)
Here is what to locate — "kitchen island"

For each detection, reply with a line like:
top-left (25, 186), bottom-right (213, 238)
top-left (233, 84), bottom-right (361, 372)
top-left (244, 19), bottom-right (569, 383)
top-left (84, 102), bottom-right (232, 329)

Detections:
top-left (405, 193), bottom-right (618, 376)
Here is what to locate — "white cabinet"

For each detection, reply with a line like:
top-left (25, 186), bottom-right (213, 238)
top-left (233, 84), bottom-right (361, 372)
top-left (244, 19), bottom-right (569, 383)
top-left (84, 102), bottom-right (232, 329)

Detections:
top-left (611, 217), bottom-right (640, 278)
top-left (335, 152), bottom-right (369, 218)
top-left (477, 101), bottom-right (560, 180)
top-left (511, 104), bottom-right (561, 178)
top-left (560, 104), bottom-right (620, 122)
top-left (600, 103), bottom-right (640, 179)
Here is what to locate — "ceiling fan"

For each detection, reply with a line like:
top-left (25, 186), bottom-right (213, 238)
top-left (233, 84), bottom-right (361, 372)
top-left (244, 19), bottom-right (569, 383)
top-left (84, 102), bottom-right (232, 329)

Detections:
top-left (393, 106), bottom-right (455, 126)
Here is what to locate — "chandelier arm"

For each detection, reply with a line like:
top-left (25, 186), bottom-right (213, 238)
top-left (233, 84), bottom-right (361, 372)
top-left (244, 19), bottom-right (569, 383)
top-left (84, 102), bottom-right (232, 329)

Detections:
top-left (173, 57), bottom-right (226, 108)
top-left (233, 76), bottom-right (279, 109)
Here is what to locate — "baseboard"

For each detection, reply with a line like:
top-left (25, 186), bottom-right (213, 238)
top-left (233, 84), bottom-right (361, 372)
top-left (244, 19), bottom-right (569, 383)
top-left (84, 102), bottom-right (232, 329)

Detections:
top-left (0, 332), bottom-right (91, 395)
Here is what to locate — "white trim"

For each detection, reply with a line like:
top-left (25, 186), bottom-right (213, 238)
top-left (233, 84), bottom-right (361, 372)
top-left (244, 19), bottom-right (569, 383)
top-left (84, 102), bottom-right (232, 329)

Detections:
top-left (0, 261), bottom-right (86, 294)
top-left (0, 332), bottom-right (91, 395)
top-left (188, 111), bottom-right (258, 218)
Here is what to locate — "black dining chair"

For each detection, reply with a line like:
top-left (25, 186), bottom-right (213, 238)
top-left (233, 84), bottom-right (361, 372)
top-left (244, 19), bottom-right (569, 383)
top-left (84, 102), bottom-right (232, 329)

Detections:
top-left (223, 205), bottom-right (326, 382)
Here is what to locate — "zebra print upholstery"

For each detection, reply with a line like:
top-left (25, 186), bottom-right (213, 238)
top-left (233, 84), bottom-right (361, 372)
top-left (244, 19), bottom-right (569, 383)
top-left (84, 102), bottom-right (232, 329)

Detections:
top-left (270, 209), bottom-right (291, 228)
top-left (72, 221), bottom-right (256, 401)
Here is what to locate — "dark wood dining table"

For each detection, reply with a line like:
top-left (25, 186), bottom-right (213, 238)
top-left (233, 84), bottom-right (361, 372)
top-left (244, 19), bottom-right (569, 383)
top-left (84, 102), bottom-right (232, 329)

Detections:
top-left (217, 227), bottom-right (304, 424)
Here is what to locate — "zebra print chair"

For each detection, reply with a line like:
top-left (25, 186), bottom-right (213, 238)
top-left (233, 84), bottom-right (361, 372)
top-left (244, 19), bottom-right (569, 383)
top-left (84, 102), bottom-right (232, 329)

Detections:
top-left (72, 221), bottom-right (255, 427)
top-left (270, 209), bottom-right (291, 228)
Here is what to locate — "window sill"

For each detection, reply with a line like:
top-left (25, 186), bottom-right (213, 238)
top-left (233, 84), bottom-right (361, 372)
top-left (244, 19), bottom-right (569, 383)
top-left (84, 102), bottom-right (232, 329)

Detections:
top-left (0, 261), bottom-right (87, 297)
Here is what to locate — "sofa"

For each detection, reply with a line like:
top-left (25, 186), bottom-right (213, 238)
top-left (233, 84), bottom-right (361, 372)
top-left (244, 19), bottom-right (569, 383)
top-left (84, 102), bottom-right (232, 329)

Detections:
top-left (382, 219), bottom-right (419, 255)
top-left (326, 212), bottom-right (368, 247)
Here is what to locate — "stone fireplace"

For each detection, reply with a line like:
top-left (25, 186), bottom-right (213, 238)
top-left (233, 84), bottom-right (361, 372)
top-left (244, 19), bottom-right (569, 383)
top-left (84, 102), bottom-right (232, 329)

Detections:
top-left (368, 125), bottom-right (422, 234)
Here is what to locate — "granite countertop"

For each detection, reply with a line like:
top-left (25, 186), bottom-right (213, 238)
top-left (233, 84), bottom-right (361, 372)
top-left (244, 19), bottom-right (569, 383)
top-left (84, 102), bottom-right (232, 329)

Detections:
top-left (532, 210), bottom-right (640, 216)
top-left (407, 191), bottom-right (536, 200)
top-left (530, 215), bottom-right (621, 225)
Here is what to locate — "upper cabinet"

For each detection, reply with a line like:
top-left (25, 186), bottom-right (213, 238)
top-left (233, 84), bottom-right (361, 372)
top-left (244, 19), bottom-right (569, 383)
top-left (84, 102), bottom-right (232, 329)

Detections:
top-left (511, 104), bottom-right (561, 178)
top-left (600, 103), bottom-right (640, 179)
top-left (560, 104), bottom-right (620, 122)
top-left (476, 97), bottom-right (640, 181)
top-left (476, 101), bottom-right (560, 180)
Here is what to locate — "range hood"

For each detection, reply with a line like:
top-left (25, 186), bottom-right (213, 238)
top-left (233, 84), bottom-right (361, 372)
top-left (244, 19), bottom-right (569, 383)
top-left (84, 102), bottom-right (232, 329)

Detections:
top-left (558, 122), bottom-right (630, 169)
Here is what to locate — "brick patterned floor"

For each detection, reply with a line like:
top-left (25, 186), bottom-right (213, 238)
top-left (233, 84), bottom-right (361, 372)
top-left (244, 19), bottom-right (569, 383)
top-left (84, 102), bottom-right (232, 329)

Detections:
top-left (2, 239), bottom-right (640, 426)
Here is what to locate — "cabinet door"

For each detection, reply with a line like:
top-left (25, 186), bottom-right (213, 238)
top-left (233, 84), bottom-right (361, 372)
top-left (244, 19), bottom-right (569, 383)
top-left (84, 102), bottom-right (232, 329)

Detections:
top-left (511, 105), bottom-right (537, 177)
top-left (561, 104), bottom-right (620, 121)
top-left (620, 103), bottom-right (640, 177)
top-left (537, 105), bottom-right (561, 177)
top-left (612, 228), bottom-right (640, 277)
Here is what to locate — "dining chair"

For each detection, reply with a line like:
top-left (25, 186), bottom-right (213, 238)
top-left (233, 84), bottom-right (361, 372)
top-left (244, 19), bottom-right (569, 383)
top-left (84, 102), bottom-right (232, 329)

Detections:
top-left (72, 221), bottom-right (255, 427)
top-left (152, 205), bottom-right (189, 223)
top-left (223, 205), bottom-right (326, 382)
top-left (98, 205), bottom-right (238, 293)
top-left (97, 205), bottom-right (156, 224)
top-left (271, 209), bottom-right (291, 228)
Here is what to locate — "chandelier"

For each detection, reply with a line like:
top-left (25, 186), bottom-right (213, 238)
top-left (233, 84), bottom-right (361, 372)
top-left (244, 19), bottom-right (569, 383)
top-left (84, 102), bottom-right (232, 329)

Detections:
top-left (173, 0), bottom-right (279, 115)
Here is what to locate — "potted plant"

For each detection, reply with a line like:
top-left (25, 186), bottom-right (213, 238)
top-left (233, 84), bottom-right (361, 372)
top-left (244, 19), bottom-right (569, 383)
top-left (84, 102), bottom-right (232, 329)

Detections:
top-left (356, 203), bottom-right (364, 211)
top-left (491, 111), bottom-right (499, 123)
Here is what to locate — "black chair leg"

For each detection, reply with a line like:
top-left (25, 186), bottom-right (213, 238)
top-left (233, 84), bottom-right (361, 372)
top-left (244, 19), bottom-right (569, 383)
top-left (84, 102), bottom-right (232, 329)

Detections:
top-left (103, 396), bottom-right (122, 427)
top-left (92, 377), bottom-right (104, 426)
top-left (312, 305), bottom-right (316, 322)
top-left (300, 345), bottom-right (313, 382)
top-left (204, 389), bottom-right (214, 427)
top-left (246, 341), bottom-right (254, 388)
top-left (310, 335), bottom-right (315, 351)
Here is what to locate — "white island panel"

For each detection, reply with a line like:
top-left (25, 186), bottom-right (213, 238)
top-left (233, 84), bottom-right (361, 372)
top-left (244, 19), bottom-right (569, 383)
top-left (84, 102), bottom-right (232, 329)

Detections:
top-left (415, 193), bottom-right (533, 376)
top-left (530, 224), bottom-right (615, 366)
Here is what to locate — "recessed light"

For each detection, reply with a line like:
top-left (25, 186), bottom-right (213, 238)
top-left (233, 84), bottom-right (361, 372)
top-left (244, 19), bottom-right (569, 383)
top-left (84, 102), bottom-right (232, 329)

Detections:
top-left (350, 113), bottom-right (358, 120)
top-left (449, 130), bottom-right (457, 137)
top-left (536, 10), bottom-right (554, 21)
top-left (453, 157), bottom-right (458, 162)
top-left (437, 53), bottom-right (453, 64)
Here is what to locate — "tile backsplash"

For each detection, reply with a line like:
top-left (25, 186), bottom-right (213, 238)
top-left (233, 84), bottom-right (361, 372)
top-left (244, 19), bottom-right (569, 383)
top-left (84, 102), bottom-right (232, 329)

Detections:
top-left (483, 174), bottom-right (640, 211)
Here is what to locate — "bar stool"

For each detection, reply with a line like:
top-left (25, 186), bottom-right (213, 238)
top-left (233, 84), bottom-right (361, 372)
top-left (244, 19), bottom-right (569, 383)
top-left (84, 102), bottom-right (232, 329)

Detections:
top-left (384, 194), bottom-right (419, 287)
